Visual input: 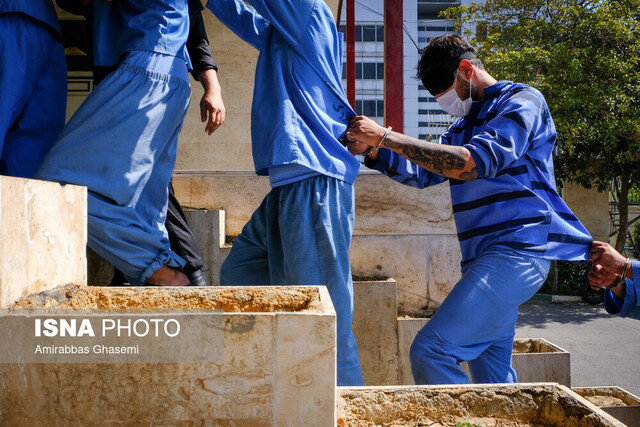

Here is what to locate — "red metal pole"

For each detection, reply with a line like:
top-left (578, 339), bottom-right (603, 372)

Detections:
top-left (384, 0), bottom-right (404, 133)
top-left (346, 0), bottom-right (356, 109)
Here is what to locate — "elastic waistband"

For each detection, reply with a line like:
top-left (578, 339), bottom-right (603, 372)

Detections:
top-left (120, 50), bottom-right (190, 84)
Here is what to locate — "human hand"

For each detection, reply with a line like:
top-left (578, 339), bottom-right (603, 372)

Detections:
top-left (344, 139), bottom-right (371, 155)
top-left (198, 69), bottom-right (225, 135)
top-left (345, 115), bottom-right (386, 147)
top-left (589, 241), bottom-right (627, 277)
top-left (588, 263), bottom-right (618, 290)
top-left (201, 90), bottom-right (225, 135)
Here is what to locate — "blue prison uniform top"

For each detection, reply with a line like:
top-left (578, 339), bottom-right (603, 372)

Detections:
top-left (0, 0), bottom-right (61, 37)
top-left (92, 0), bottom-right (190, 68)
top-left (207, 0), bottom-right (360, 185)
top-left (605, 261), bottom-right (640, 316)
top-left (369, 81), bottom-right (592, 270)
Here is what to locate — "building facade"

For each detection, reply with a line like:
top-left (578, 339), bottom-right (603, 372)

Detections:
top-left (339, 0), bottom-right (473, 141)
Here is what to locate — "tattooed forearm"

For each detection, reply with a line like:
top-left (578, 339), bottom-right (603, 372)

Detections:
top-left (382, 132), bottom-right (477, 181)
top-left (459, 168), bottom-right (478, 181)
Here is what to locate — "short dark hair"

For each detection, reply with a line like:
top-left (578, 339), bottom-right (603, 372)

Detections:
top-left (417, 34), bottom-right (482, 95)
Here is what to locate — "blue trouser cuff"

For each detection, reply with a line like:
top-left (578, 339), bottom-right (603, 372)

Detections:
top-left (139, 252), bottom-right (186, 285)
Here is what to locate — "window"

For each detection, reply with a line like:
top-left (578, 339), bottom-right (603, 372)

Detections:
top-left (419, 109), bottom-right (448, 115)
top-left (363, 100), bottom-right (377, 116)
top-left (362, 26), bottom-right (376, 42)
top-left (362, 63), bottom-right (376, 79)
top-left (339, 25), bottom-right (384, 43)
top-left (355, 100), bottom-right (384, 119)
top-left (418, 25), bottom-right (456, 32)
top-left (342, 62), bottom-right (384, 80)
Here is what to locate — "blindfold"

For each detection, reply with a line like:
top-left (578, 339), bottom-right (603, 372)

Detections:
top-left (422, 52), bottom-right (476, 95)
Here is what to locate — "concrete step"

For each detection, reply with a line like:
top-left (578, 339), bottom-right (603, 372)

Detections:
top-left (0, 176), bottom-right (87, 308)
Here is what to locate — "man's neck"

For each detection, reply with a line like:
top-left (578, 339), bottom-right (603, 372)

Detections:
top-left (475, 70), bottom-right (498, 100)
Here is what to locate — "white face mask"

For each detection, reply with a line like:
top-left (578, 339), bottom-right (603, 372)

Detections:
top-left (436, 71), bottom-right (472, 117)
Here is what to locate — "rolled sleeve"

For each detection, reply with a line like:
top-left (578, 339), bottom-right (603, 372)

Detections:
top-left (605, 261), bottom-right (640, 316)
top-left (364, 148), bottom-right (447, 189)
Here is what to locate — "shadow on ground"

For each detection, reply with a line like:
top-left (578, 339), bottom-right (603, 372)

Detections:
top-left (518, 299), bottom-right (640, 328)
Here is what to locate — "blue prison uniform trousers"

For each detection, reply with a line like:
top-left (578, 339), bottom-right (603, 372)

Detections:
top-left (410, 248), bottom-right (550, 384)
top-left (36, 51), bottom-right (191, 285)
top-left (0, 12), bottom-right (66, 178)
top-left (220, 175), bottom-right (363, 386)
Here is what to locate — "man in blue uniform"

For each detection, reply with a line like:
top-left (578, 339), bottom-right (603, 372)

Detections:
top-left (346, 34), bottom-right (591, 385)
top-left (57, 0), bottom-right (226, 287)
top-left (206, 0), bottom-right (363, 385)
top-left (37, 0), bottom-right (193, 287)
top-left (0, 0), bottom-right (66, 178)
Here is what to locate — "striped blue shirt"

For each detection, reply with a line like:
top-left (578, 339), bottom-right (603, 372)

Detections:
top-left (369, 80), bottom-right (591, 270)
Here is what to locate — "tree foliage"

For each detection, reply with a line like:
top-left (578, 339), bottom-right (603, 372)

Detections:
top-left (444, 0), bottom-right (640, 250)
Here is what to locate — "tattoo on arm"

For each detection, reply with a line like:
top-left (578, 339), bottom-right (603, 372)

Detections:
top-left (383, 133), bottom-right (478, 181)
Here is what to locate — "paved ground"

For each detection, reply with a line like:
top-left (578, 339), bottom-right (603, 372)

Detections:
top-left (515, 299), bottom-right (640, 397)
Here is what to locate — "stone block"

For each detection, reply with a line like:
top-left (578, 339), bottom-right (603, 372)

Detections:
top-left (353, 173), bottom-right (456, 236)
top-left (459, 338), bottom-right (571, 385)
top-left (512, 337), bottom-right (571, 387)
top-left (2, 285), bottom-right (336, 426)
top-left (0, 177), bottom-right (87, 308)
top-left (86, 246), bottom-right (113, 286)
top-left (573, 386), bottom-right (640, 427)
top-left (426, 235), bottom-right (461, 307)
top-left (337, 384), bottom-right (626, 426)
top-left (172, 173), bottom-right (457, 238)
top-left (275, 311), bottom-right (336, 424)
top-left (184, 209), bottom-right (226, 286)
top-left (350, 235), bottom-right (429, 316)
top-left (173, 173), bottom-right (270, 237)
top-left (396, 317), bottom-right (430, 385)
top-left (352, 279), bottom-right (398, 386)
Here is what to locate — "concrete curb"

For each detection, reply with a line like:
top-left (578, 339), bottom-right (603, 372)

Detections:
top-left (530, 294), bottom-right (583, 303)
top-left (551, 295), bottom-right (583, 303)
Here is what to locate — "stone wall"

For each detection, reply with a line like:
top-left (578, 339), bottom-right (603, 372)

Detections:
top-left (172, 172), bottom-right (609, 314)
top-left (173, 172), bottom-right (460, 315)
top-left (175, 0), bottom-right (341, 172)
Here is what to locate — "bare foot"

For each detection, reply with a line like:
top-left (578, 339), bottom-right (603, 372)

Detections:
top-left (146, 265), bottom-right (190, 286)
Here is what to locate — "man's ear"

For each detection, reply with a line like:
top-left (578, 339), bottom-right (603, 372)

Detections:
top-left (458, 59), bottom-right (474, 80)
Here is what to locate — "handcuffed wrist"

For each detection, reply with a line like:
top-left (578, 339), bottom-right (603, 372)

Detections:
top-left (621, 257), bottom-right (631, 279)
top-left (362, 126), bottom-right (392, 157)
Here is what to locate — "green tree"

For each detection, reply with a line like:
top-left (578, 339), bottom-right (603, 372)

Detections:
top-left (444, 0), bottom-right (640, 252)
